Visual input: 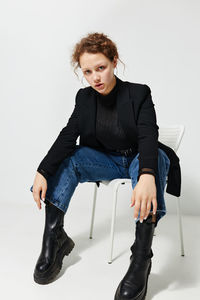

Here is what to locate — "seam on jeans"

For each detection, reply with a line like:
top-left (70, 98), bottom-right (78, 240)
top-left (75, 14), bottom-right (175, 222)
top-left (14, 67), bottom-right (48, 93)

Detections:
top-left (69, 157), bottom-right (81, 179)
top-left (58, 177), bottom-right (70, 199)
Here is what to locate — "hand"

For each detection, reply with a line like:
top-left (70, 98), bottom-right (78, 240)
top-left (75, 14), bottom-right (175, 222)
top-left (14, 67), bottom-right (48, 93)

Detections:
top-left (32, 172), bottom-right (47, 210)
top-left (130, 174), bottom-right (157, 222)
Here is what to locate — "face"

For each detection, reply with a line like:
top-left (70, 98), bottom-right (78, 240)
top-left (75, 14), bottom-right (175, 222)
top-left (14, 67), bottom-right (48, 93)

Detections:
top-left (79, 52), bottom-right (117, 95)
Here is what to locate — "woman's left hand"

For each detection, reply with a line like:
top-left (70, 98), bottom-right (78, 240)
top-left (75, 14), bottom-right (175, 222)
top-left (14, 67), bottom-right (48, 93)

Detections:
top-left (130, 174), bottom-right (157, 222)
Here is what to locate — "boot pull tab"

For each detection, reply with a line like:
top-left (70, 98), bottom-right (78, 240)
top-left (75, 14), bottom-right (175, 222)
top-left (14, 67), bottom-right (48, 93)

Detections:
top-left (145, 212), bottom-right (157, 224)
top-left (149, 212), bottom-right (157, 223)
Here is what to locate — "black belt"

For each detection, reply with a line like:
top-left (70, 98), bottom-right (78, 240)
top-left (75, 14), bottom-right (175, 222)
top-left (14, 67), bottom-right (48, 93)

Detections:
top-left (111, 147), bottom-right (136, 157)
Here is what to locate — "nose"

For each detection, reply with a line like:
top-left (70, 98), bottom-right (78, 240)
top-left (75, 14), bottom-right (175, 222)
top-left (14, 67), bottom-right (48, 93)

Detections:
top-left (93, 72), bottom-right (101, 83)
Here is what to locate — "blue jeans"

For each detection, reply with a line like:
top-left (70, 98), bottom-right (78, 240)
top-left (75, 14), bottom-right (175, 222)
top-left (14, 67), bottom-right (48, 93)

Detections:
top-left (30, 146), bottom-right (170, 226)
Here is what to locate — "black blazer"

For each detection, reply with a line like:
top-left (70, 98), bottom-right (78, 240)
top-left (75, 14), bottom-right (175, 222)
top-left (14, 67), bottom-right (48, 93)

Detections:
top-left (37, 75), bottom-right (181, 197)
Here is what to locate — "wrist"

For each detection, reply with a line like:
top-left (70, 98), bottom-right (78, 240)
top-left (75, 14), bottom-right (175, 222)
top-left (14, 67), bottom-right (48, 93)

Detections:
top-left (139, 173), bottom-right (155, 180)
top-left (37, 169), bottom-right (50, 180)
top-left (138, 168), bottom-right (156, 181)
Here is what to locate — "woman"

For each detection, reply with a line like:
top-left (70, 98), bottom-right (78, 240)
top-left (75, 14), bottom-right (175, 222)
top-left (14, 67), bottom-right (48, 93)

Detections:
top-left (30, 32), bottom-right (171, 299)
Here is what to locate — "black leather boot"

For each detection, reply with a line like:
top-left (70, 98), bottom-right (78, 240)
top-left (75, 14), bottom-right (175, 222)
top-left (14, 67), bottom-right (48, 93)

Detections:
top-left (33, 199), bottom-right (75, 284)
top-left (114, 212), bottom-right (157, 300)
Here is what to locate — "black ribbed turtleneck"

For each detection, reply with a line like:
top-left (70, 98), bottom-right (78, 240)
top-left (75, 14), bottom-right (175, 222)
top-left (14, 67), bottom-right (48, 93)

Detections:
top-left (95, 76), bottom-right (132, 151)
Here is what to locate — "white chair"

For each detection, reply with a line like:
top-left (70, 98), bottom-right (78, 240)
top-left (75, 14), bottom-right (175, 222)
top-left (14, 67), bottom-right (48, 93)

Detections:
top-left (89, 125), bottom-right (185, 264)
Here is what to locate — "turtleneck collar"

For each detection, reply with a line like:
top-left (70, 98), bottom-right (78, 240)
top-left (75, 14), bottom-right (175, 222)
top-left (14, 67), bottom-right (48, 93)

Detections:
top-left (96, 75), bottom-right (119, 106)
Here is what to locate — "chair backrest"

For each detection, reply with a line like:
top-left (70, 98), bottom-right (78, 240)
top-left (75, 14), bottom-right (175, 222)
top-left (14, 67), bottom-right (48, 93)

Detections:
top-left (158, 125), bottom-right (185, 153)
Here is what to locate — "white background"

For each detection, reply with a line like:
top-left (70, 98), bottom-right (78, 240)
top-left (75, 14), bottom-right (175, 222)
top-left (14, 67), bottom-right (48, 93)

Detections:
top-left (1, 0), bottom-right (199, 216)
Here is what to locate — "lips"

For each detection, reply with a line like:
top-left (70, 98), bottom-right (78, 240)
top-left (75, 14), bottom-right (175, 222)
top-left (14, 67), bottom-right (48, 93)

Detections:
top-left (95, 83), bottom-right (104, 90)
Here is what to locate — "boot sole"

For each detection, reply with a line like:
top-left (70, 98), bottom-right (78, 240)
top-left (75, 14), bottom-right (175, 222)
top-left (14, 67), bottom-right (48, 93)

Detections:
top-left (114, 260), bottom-right (152, 300)
top-left (33, 236), bottom-right (75, 285)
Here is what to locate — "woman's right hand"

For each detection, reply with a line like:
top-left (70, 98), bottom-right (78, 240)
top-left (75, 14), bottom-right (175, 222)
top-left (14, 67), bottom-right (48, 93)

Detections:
top-left (32, 172), bottom-right (47, 210)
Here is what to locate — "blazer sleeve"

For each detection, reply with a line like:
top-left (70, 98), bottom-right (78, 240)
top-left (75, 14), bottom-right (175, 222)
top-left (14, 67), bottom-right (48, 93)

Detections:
top-left (136, 85), bottom-right (159, 176)
top-left (36, 88), bottom-right (82, 177)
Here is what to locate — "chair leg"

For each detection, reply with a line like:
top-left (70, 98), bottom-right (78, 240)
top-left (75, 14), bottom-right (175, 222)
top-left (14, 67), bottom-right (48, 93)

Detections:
top-left (108, 182), bottom-right (121, 264)
top-left (89, 183), bottom-right (98, 239)
top-left (176, 196), bottom-right (185, 256)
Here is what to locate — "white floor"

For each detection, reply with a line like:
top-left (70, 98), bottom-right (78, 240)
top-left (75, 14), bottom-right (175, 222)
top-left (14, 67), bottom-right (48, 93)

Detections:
top-left (1, 197), bottom-right (200, 300)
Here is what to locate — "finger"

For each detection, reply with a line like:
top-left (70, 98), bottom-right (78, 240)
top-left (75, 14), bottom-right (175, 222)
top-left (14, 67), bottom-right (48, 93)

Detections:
top-left (35, 198), bottom-right (41, 209)
top-left (140, 200), bottom-right (147, 222)
top-left (35, 196), bottom-right (41, 209)
top-left (130, 194), bottom-right (135, 207)
top-left (41, 189), bottom-right (46, 202)
top-left (152, 197), bottom-right (157, 215)
top-left (144, 201), bottom-right (152, 219)
top-left (134, 200), bottom-right (141, 220)
top-left (33, 190), bottom-right (41, 210)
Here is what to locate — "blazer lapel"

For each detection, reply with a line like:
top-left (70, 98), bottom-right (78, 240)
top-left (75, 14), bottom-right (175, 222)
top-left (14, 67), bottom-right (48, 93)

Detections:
top-left (116, 76), bottom-right (138, 145)
top-left (81, 87), bottom-right (101, 147)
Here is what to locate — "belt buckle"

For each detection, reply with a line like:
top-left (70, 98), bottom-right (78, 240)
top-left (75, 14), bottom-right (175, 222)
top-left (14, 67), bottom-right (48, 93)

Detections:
top-left (125, 150), bottom-right (128, 156)
top-left (124, 149), bottom-right (129, 156)
top-left (116, 148), bottom-right (133, 156)
top-left (125, 148), bottom-right (132, 156)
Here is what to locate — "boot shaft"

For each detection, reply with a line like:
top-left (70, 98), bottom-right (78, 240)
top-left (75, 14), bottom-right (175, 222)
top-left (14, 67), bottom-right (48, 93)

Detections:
top-left (44, 200), bottom-right (65, 233)
top-left (130, 212), bottom-right (156, 260)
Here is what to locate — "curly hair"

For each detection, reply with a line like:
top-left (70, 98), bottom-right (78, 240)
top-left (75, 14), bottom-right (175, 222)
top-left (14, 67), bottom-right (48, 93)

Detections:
top-left (70, 32), bottom-right (125, 79)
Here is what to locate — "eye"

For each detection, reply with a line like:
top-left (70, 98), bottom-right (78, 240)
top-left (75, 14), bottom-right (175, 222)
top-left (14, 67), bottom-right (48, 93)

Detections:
top-left (84, 70), bottom-right (90, 74)
top-left (99, 66), bottom-right (104, 70)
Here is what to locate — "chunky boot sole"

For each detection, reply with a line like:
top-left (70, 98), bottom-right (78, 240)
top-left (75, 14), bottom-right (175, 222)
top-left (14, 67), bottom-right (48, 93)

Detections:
top-left (114, 260), bottom-right (152, 300)
top-left (34, 236), bottom-right (75, 285)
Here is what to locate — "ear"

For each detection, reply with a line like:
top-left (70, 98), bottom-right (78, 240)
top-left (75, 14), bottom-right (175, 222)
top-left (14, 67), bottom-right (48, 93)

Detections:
top-left (113, 55), bottom-right (118, 68)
